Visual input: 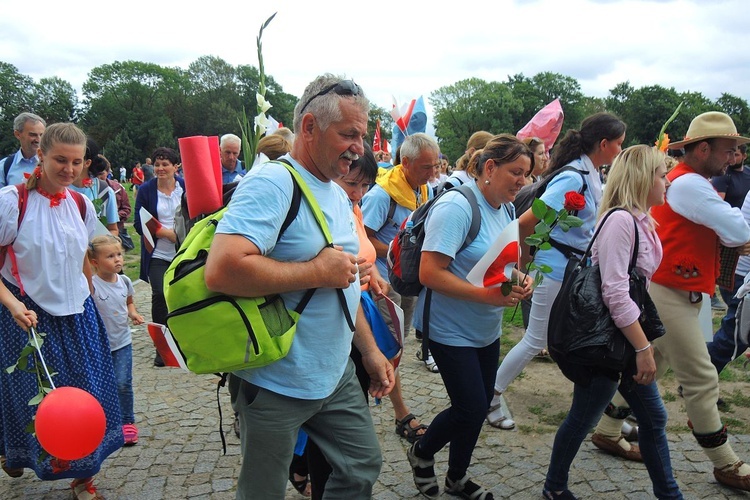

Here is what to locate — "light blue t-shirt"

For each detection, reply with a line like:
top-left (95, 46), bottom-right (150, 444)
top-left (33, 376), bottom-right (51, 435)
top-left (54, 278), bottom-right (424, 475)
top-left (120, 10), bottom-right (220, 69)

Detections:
top-left (0, 150), bottom-right (39, 188)
top-left (413, 181), bottom-right (514, 348)
top-left (69, 178), bottom-right (119, 225)
top-left (361, 184), bottom-right (430, 281)
top-left (216, 155), bottom-right (360, 400)
top-left (533, 155), bottom-right (602, 282)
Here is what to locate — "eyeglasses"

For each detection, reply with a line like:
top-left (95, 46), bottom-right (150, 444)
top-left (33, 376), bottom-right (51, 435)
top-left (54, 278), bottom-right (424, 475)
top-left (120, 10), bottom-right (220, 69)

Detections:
top-left (298, 80), bottom-right (362, 115)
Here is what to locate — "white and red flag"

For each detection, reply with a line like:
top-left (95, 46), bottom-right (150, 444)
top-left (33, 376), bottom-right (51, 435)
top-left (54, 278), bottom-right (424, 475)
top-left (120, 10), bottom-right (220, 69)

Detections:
top-left (466, 219), bottom-right (519, 288)
top-left (147, 323), bottom-right (189, 371)
top-left (139, 207), bottom-right (162, 253)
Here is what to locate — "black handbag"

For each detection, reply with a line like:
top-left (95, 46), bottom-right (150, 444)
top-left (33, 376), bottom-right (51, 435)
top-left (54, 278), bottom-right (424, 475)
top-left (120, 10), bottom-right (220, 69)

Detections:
top-left (548, 208), bottom-right (665, 374)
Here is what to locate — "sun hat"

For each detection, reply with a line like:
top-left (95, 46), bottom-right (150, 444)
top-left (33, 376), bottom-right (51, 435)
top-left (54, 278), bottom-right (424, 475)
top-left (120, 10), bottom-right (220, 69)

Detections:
top-left (669, 111), bottom-right (750, 149)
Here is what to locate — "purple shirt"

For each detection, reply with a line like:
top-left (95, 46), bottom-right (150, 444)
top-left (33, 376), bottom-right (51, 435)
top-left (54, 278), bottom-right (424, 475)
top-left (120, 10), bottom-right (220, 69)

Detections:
top-left (591, 210), bottom-right (663, 329)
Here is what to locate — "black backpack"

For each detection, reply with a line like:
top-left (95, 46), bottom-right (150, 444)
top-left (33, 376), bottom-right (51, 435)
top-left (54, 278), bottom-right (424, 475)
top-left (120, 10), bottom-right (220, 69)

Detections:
top-left (512, 166), bottom-right (588, 217)
top-left (513, 166), bottom-right (589, 259)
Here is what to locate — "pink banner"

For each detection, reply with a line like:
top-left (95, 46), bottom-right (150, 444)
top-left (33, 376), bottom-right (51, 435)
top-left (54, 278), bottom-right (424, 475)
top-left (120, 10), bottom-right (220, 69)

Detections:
top-left (178, 136), bottom-right (223, 219)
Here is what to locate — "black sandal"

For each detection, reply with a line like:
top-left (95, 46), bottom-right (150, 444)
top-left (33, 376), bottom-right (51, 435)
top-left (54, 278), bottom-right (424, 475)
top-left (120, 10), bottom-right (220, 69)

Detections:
top-left (396, 413), bottom-right (428, 443)
top-left (288, 471), bottom-right (310, 497)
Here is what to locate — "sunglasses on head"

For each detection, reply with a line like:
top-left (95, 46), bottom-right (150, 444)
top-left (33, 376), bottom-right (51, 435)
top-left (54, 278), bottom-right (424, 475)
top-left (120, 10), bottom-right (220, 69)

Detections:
top-left (299, 80), bottom-right (362, 115)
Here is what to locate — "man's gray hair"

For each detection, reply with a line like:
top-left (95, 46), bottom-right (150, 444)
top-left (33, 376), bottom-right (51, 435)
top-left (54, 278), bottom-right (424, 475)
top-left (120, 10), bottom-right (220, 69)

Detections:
top-left (220, 133), bottom-right (242, 148)
top-left (400, 133), bottom-right (439, 162)
top-left (293, 74), bottom-right (368, 133)
top-left (14, 112), bottom-right (46, 133)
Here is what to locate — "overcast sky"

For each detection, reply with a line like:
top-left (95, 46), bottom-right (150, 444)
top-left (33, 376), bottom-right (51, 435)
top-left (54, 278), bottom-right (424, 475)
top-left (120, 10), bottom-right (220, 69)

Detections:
top-left (2, 0), bottom-right (748, 125)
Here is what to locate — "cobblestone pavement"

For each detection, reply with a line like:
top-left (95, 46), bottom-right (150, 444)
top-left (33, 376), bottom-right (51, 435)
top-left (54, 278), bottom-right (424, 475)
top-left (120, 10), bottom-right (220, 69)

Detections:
top-left (1, 280), bottom-right (748, 499)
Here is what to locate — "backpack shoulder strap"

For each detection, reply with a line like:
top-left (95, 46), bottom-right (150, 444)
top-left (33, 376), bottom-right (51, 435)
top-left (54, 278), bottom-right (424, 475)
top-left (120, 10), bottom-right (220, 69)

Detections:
top-left (276, 159), bottom-right (302, 241)
top-left (68, 189), bottom-right (87, 220)
top-left (378, 196), bottom-right (398, 232)
top-left (453, 184), bottom-right (482, 252)
top-left (4, 184), bottom-right (30, 295)
top-left (3, 155), bottom-right (14, 184)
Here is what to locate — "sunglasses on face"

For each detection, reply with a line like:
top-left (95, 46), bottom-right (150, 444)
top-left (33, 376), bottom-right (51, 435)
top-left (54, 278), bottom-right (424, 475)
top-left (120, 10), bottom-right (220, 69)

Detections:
top-left (299, 80), bottom-right (362, 114)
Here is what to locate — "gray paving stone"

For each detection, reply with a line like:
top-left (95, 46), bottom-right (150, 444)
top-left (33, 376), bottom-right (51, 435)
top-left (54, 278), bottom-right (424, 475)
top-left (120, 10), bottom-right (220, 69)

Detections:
top-left (1, 280), bottom-right (749, 499)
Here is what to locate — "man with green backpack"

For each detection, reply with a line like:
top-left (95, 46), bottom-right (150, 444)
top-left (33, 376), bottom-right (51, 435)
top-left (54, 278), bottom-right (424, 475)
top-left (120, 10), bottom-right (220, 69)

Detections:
top-left (204, 74), bottom-right (395, 500)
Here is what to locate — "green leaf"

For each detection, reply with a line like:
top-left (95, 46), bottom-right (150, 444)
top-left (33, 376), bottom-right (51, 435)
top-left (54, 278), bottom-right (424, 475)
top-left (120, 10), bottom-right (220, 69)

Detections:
top-left (534, 273), bottom-right (545, 287)
top-left (566, 216), bottom-right (584, 228)
top-left (538, 264), bottom-right (553, 273)
top-left (5, 364), bottom-right (16, 374)
top-left (531, 198), bottom-right (548, 219)
top-left (558, 221), bottom-right (570, 232)
top-left (17, 356), bottom-right (28, 371)
top-left (534, 220), bottom-right (551, 235)
top-left (28, 392), bottom-right (44, 406)
top-left (25, 420), bottom-right (35, 434)
top-left (543, 209), bottom-right (557, 226)
top-left (539, 242), bottom-right (552, 251)
top-left (524, 236), bottom-right (543, 247)
top-left (19, 344), bottom-right (35, 358)
top-left (500, 282), bottom-right (512, 296)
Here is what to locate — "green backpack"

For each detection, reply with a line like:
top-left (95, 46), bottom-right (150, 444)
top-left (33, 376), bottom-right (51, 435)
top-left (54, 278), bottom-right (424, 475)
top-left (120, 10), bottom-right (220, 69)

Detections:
top-left (163, 160), bottom-right (344, 374)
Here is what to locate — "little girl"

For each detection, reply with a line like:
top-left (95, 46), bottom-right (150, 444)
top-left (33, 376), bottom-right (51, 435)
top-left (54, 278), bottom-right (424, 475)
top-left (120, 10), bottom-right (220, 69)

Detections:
top-left (88, 235), bottom-right (144, 446)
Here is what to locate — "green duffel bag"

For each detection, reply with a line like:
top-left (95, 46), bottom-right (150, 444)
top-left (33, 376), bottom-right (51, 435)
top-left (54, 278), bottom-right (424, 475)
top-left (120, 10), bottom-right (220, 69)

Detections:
top-left (163, 161), bottom-right (330, 374)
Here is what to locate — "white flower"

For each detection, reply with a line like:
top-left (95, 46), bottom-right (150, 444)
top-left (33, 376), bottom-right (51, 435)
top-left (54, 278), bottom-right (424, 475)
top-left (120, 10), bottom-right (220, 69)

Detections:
top-left (257, 93), bottom-right (272, 113)
top-left (254, 113), bottom-right (270, 131)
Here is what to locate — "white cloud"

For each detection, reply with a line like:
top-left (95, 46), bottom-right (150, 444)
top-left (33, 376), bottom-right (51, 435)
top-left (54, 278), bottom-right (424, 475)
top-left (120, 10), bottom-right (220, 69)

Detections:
top-left (2, 0), bottom-right (749, 121)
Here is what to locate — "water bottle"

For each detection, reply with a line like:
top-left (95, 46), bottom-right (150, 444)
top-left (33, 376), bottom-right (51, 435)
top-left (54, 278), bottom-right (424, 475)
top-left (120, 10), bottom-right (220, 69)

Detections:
top-left (405, 220), bottom-right (416, 244)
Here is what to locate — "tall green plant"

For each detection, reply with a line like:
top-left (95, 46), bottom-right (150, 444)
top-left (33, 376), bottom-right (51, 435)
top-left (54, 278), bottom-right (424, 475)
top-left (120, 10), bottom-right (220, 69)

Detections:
top-left (239, 12), bottom-right (277, 169)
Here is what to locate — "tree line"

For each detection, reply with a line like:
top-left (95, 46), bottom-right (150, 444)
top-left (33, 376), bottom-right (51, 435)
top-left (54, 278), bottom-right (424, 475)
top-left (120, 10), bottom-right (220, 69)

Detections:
top-left (2, 58), bottom-right (749, 170)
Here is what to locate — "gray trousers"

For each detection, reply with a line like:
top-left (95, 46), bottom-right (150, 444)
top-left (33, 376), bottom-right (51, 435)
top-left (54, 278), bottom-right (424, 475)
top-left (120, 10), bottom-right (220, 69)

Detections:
top-left (229, 360), bottom-right (382, 499)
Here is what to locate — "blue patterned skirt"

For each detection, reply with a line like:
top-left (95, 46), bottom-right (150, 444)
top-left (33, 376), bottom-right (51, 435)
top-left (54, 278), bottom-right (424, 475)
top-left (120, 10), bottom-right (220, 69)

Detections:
top-left (0, 279), bottom-right (124, 479)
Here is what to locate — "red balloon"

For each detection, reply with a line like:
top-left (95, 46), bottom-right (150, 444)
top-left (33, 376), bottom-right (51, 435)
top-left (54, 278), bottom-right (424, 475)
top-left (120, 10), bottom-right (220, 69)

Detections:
top-left (35, 387), bottom-right (106, 461)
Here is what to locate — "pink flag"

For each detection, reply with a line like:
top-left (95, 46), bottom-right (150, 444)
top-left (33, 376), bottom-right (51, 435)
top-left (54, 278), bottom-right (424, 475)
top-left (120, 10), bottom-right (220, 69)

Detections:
top-left (139, 207), bottom-right (162, 253)
top-left (147, 323), bottom-right (189, 371)
top-left (466, 219), bottom-right (519, 288)
top-left (517, 99), bottom-right (564, 152)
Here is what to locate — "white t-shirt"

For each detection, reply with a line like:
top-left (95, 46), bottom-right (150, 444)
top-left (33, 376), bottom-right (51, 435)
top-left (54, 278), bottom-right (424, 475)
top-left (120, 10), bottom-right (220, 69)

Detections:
top-left (0, 186), bottom-right (97, 315)
top-left (92, 274), bottom-right (135, 351)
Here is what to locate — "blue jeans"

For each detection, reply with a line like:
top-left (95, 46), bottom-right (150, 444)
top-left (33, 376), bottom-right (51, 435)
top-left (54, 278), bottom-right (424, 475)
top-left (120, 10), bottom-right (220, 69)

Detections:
top-left (417, 338), bottom-right (499, 480)
top-left (545, 375), bottom-right (682, 499)
top-left (707, 273), bottom-right (747, 373)
top-left (111, 344), bottom-right (135, 424)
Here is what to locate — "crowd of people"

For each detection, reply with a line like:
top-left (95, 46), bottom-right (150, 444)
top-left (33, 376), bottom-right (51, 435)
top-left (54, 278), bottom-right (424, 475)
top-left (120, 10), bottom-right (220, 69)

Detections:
top-left (1, 74), bottom-right (750, 500)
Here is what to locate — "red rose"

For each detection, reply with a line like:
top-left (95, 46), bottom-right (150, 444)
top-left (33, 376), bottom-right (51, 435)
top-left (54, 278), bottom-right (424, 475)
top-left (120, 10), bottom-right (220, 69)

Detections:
top-left (82, 178), bottom-right (93, 188)
top-left (563, 191), bottom-right (586, 212)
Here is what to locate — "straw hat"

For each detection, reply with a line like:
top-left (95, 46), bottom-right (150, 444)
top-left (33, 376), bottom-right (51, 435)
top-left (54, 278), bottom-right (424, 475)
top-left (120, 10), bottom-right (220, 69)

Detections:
top-left (669, 112), bottom-right (750, 149)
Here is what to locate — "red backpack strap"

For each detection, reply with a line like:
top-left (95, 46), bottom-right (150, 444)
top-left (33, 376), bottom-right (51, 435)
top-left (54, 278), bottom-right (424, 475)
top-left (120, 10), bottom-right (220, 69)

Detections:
top-left (67, 189), bottom-right (87, 220)
top-left (3, 184), bottom-right (29, 295)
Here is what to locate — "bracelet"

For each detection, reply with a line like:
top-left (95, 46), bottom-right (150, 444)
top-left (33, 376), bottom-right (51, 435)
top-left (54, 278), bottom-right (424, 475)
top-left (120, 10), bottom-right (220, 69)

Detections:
top-left (634, 343), bottom-right (651, 353)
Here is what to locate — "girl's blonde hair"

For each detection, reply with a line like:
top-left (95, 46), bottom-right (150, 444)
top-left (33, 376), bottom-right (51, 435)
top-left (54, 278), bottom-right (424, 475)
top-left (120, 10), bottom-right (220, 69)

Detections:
top-left (455, 131), bottom-right (493, 171)
top-left (599, 145), bottom-right (666, 226)
top-left (26, 123), bottom-right (87, 190)
top-left (87, 234), bottom-right (123, 261)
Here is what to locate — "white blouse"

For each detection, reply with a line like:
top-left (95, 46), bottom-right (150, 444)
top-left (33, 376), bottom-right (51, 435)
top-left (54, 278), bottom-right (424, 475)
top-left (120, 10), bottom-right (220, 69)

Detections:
top-left (0, 186), bottom-right (97, 316)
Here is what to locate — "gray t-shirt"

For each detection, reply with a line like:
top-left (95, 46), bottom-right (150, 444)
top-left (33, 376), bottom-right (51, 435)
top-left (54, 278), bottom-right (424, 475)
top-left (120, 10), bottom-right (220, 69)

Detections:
top-left (92, 274), bottom-right (135, 351)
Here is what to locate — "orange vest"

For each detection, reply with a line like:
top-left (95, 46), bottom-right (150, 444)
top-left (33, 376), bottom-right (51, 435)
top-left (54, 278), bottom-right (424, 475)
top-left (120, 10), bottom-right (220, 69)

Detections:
top-left (651, 163), bottom-right (719, 294)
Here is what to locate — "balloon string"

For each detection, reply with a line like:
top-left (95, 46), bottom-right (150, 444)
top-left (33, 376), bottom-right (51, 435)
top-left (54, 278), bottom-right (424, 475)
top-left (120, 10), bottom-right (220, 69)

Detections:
top-left (29, 327), bottom-right (57, 390)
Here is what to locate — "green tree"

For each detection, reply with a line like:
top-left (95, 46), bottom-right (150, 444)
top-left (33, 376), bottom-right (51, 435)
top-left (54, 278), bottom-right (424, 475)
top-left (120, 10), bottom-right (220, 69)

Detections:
top-left (430, 78), bottom-right (522, 162)
top-left (0, 62), bottom-right (35, 155)
top-left (618, 85), bottom-right (683, 146)
top-left (80, 60), bottom-right (186, 156)
top-left (103, 130), bottom-right (141, 174)
top-left (717, 93), bottom-right (750, 137)
top-left (33, 77), bottom-right (78, 124)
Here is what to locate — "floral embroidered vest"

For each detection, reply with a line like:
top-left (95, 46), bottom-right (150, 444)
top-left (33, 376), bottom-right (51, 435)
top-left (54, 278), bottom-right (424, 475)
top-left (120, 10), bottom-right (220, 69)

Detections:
top-left (651, 163), bottom-right (719, 294)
